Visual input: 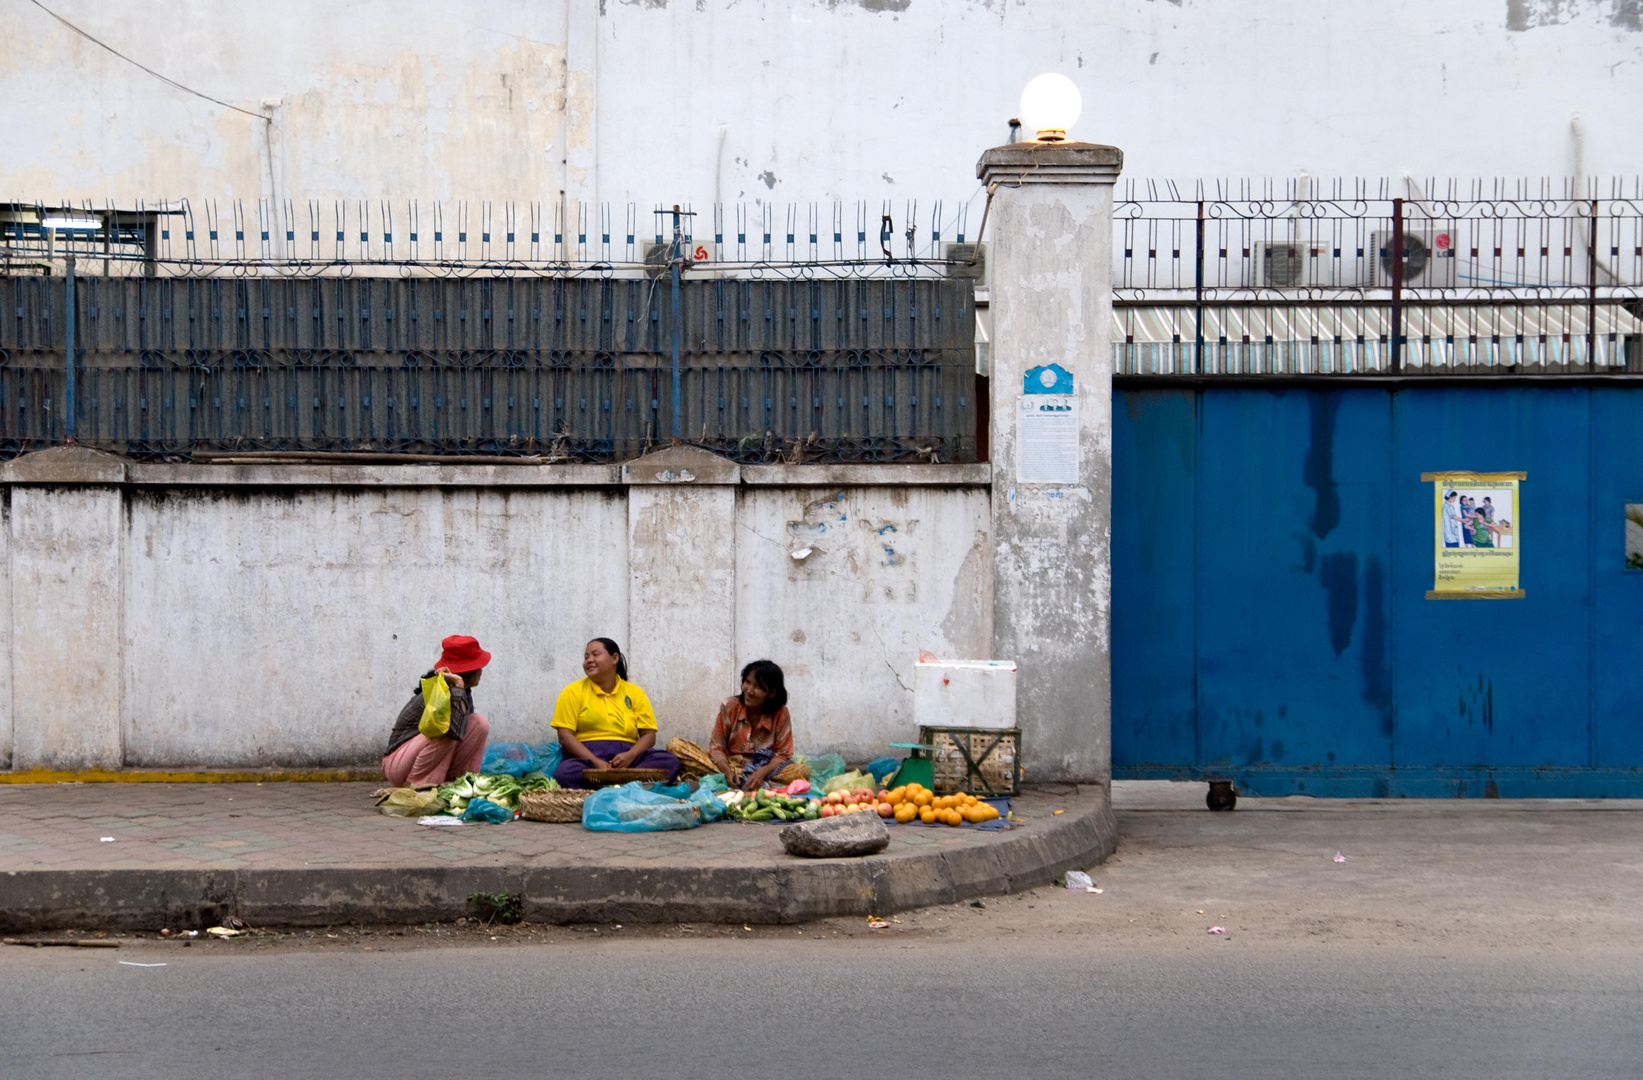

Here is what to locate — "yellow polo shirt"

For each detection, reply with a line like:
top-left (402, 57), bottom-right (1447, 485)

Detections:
top-left (551, 677), bottom-right (657, 745)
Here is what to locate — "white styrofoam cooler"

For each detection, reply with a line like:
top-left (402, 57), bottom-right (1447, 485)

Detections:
top-left (913, 660), bottom-right (1018, 731)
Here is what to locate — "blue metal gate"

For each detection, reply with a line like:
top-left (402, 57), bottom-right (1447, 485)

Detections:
top-left (1113, 379), bottom-right (1643, 797)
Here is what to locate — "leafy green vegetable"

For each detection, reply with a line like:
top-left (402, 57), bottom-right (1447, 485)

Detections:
top-left (431, 772), bottom-right (556, 814)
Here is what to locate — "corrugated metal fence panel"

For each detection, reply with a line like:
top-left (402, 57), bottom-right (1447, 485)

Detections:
top-left (1112, 389), bottom-right (1198, 768)
top-left (1114, 383), bottom-right (1643, 797)
top-left (1590, 387), bottom-right (1643, 769)
top-left (1392, 388), bottom-right (1592, 771)
top-left (1195, 388), bottom-right (1395, 780)
top-left (0, 276), bottom-right (975, 462)
top-left (2, 277), bottom-right (967, 358)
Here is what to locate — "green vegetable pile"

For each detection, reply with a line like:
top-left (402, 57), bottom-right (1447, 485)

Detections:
top-left (434, 772), bottom-right (558, 815)
top-left (720, 788), bottom-right (819, 823)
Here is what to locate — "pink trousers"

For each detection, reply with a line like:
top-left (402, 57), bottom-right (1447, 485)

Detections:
top-left (381, 714), bottom-right (490, 787)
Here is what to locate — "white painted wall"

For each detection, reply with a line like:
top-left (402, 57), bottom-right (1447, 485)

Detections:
top-left (10, 487), bottom-right (123, 769)
top-left (3, 0), bottom-right (1638, 209)
top-left (0, 463), bottom-right (991, 770)
top-left (119, 487), bottom-right (630, 767)
top-left (734, 486), bottom-right (994, 761)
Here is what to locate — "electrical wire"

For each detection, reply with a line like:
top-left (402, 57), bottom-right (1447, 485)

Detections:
top-left (26, 0), bottom-right (268, 122)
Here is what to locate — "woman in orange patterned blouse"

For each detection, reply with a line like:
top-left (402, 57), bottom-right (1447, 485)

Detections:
top-left (709, 659), bottom-right (795, 792)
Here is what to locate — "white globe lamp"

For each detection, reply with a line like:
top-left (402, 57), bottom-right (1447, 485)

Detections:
top-left (1019, 73), bottom-right (1082, 143)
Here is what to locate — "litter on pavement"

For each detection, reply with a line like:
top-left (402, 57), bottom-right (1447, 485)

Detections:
top-left (1208, 926), bottom-right (1226, 934)
top-left (1065, 870), bottom-right (1094, 890)
top-left (1334, 851), bottom-right (1347, 862)
top-left (118, 961), bottom-right (166, 967)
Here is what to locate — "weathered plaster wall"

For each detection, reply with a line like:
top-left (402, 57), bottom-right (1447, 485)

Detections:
top-left (2, 0), bottom-right (1637, 207)
top-left (120, 487), bottom-right (630, 766)
top-left (0, 493), bottom-right (12, 768)
top-left (627, 483), bottom-right (739, 750)
top-left (735, 486), bottom-right (994, 763)
top-left (10, 486), bottom-right (123, 770)
top-left (0, 452), bottom-right (993, 770)
top-left (982, 145), bottom-right (1120, 782)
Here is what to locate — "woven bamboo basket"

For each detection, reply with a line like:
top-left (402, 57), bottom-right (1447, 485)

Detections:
top-left (668, 738), bottom-right (720, 780)
top-left (517, 787), bottom-right (590, 823)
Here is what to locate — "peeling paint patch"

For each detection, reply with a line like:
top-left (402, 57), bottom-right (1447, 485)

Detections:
top-left (1507, 0), bottom-right (1641, 29)
top-left (758, 170), bottom-right (778, 189)
top-left (822, 0), bottom-right (912, 10)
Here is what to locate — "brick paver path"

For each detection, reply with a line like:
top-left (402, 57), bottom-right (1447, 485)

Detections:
top-left (0, 782), bottom-right (1083, 872)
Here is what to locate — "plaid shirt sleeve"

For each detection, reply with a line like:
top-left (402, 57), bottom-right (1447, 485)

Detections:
top-left (771, 706), bottom-right (794, 760)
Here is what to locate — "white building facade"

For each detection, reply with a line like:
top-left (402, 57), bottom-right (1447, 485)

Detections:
top-left (2, 0), bottom-right (1639, 210)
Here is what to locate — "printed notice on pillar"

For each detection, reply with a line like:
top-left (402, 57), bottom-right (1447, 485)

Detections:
top-left (1422, 471), bottom-right (1524, 599)
top-left (1017, 395), bottom-right (1078, 484)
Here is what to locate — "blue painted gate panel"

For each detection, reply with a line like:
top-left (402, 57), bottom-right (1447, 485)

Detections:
top-left (1113, 384), bottom-right (1643, 797)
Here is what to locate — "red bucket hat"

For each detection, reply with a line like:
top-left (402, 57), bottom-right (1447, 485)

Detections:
top-left (436, 635), bottom-right (492, 673)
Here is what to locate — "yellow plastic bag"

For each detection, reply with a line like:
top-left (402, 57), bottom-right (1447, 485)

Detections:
top-left (376, 787), bottom-right (445, 818)
top-left (823, 769), bottom-right (873, 795)
top-left (418, 673), bottom-right (452, 738)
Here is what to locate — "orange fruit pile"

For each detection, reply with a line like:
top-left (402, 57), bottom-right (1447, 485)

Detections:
top-left (880, 783), bottom-right (1000, 826)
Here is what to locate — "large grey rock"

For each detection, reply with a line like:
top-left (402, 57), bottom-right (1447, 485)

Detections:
top-left (779, 812), bottom-right (891, 858)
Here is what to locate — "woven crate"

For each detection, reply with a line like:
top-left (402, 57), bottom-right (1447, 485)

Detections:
top-left (920, 726), bottom-right (1022, 797)
top-left (517, 788), bottom-right (590, 823)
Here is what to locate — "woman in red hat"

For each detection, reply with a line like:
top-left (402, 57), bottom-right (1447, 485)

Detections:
top-left (382, 635), bottom-right (493, 788)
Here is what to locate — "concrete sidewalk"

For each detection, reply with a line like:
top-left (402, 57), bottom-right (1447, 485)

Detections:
top-left (0, 782), bottom-right (1114, 930)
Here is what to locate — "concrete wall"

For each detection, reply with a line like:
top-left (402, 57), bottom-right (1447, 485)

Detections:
top-left (3, 0), bottom-right (1638, 208)
top-left (1, 447), bottom-right (992, 771)
top-left (119, 486), bottom-right (630, 767)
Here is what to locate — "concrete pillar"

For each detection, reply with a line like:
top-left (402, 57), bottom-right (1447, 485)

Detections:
top-left (622, 445), bottom-right (739, 746)
top-left (977, 141), bottom-right (1123, 783)
top-left (7, 448), bottom-right (128, 770)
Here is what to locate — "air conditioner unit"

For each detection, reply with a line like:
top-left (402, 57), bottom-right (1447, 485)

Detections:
top-left (1252, 240), bottom-right (1335, 288)
top-left (642, 240), bottom-right (723, 279)
top-left (1368, 229), bottom-right (1457, 287)
top-left (941, 241), bottom-right (986, 281)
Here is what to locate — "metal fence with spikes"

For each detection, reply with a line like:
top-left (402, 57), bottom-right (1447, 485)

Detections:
top-left (0, 273), bottom-right (979, 463)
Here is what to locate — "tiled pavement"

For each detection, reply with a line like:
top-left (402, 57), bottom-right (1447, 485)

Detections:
top-left (0, 782), bottom-right (1114, 929)
top-left (0, 782), bottom-right (1080, 871)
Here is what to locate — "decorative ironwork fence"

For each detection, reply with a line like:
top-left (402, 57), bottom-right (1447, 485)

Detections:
top-left (1112, 178), bottom-right (1643, 375)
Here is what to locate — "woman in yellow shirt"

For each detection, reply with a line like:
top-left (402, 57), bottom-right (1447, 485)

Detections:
top-left (551, 637), bottom-right (682, 788)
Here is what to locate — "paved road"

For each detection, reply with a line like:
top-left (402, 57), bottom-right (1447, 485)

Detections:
top-left (5, 934), bottom-right (1641, 1080)
top-left (9, 785), bottom-right (1643, 1078)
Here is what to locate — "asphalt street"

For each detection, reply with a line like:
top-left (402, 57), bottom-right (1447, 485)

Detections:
top-left (9, 785), bottom-right (1643, 1079)
top-left (6, 932), bottom-right (1642, 1080)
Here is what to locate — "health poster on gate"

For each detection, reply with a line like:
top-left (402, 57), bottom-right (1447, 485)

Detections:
top-left (1422, 471), bottom-right (1525, 599)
